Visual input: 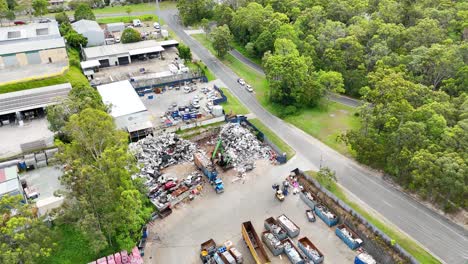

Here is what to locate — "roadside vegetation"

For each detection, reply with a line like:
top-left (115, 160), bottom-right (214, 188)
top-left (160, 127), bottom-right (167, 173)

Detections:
top-left (307, 170), bottom-right (440, 264)
top-left (248, 118), bottom-right (295, 160)
top-left (219, 88), bottom-right (249, 115)
top-left (180, 0), bottom-right (467, 211)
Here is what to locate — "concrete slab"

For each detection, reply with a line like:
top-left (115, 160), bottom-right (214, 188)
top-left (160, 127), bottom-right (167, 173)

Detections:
top-left (0, 62), bottom-right (67, 85)
top-left (0, 118), bottom-right (54, 159)
top-left (144, 160), bottom-right (356, 264)
top-left (20, 166), bottom-right (63, 200)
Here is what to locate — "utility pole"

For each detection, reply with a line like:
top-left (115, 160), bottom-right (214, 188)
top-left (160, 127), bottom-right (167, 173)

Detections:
top-left (155, 0), bottom-right (161, 27)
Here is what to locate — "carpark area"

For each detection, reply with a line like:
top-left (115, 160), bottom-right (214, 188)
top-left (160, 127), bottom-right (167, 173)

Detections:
top-left (0, 118), bottom-right (54, 159)
top-left (143, 160), bottom-right (356, 264)
top-left (140, 80), bottom-right (224, 129)
top-left (91, 47), bottom-right (180, 84)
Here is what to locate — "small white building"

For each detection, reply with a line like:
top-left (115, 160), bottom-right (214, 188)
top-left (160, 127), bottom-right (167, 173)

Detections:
top-left (97, 80), bottom-right (153, 141)
top-left (71, 19), bottom-right (105, 47)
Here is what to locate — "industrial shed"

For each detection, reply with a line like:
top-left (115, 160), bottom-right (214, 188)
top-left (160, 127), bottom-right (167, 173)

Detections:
top-left (81, 40), bottom-right (176, 68)
top-left (97, 81), bottom-right (153, 141)
top-left (71, 19), bottom-right (105, 47)
top-left (106, 22), bottom-right (125, 33)
top-left (0, 83), bottom-right (72, 117)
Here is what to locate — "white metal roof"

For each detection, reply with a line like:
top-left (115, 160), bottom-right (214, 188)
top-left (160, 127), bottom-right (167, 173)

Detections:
top-left (97, 80), bottom-right (147, 118)
top-left (0, 37), bottom-right (65, 56)
top-left (0, 83), bottom-right (72, 115)
top-left (0, 22), bottom-right (60, 42)
top-left (80, 60), bottom-right (100, 69)
top-left (71, 20), bottom-right (103, 34)
top-left (156, 39), bottom-right (179, 47)
top-left (83, 40), bottom-right (165, 59)
top-left (129, 46), bottom-right (164, 56)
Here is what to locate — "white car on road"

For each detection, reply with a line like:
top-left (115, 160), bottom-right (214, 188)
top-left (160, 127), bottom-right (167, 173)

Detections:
top-left (238, 78), bottom-right (246, 86)
top-left (245, 84), bottom-right (253, 92)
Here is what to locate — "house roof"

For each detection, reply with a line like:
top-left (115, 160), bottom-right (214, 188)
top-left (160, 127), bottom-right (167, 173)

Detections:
top-left (0, 37), bottom-right (65, 56)
top-left (71, 19), bottom-right (103, 34)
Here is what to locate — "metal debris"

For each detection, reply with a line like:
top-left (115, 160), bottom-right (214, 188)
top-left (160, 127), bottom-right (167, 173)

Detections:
top-left (219, 123), bottom-right (273, 172)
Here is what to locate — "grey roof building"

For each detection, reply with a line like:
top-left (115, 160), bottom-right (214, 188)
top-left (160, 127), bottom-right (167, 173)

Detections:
top-left (71, 19), bottom-right (105, 47)
top-left (0, 21), bottom-right (61, 45)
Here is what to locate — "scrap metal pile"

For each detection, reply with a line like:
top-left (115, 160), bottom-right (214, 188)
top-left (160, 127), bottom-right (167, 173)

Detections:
top-left (219, 123), bottom-right (274, 172)
top-left (283, 240), bottom-right (303, 263)
top-left (264, 233), bottom-right (283, 250)
top-left (316, 205), bottom-right (336, 220)
top-left (129, 133), bottom-right (201, 211)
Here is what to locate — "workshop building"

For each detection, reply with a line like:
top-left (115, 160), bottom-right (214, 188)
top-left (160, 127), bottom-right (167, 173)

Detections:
top-left (71, 19), bottom-right (105, 47)
top-left (97, 80), bottom-right (153, 141)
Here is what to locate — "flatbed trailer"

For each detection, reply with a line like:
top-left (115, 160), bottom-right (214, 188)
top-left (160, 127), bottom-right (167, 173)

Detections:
top-left (241, 221), bottom-right (271, 264)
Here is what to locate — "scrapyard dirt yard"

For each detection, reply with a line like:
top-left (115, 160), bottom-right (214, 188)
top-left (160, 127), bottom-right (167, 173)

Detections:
top-left (143, 160), bottom-right (357, 264)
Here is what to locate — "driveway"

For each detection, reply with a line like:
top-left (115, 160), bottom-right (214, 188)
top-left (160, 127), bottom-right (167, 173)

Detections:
top-left (159, 9), bottom-right (468, 264)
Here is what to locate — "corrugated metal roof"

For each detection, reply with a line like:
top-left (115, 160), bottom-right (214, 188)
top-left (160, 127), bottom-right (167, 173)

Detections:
top-left (83, 40), bottom-right (165, 59)
top-left (71, 19), bottom-right (103, 34)
top-left (0, 22), bottom-right (60, 42)
top-left (0, 83), bottom-right (72, 115)
top-left (0, 37), bottom-right (65, 56)
top-left (97, 80), bottom-right (147, 118)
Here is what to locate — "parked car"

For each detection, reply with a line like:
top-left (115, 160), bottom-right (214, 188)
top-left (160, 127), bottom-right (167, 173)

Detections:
top-left (153, 22), bottom-right (161, 29)
top-left (132, 19), bottom-right (142, 27)
top-left (14, 21), bottom-right (26, 25)
top-left (38, 18), bottom-right (51, 23)
top-left (238, 78), bottom-right (246, 86)
top-left (115, 37), bottom-right (120, 43)
top-left (245, 84), bottom-right (253, 92)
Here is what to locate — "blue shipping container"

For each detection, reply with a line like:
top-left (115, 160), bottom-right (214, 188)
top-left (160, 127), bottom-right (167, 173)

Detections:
top-left (335, 226), bottom-right (361, 250)
top-left (354, 253), bottom-right (376, 264)
top-left (314, 206), bottom-right (338, 227)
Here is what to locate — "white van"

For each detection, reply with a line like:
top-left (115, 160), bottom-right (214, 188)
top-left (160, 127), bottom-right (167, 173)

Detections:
top-left (133, 19), bottom-right (142, 27)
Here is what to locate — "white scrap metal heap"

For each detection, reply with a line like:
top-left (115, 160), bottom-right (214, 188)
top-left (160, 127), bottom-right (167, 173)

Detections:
top-left (284, 240), bottom-right (302, 263)
top-left (317, 205), bottom-right (336, 219)
top-left (129, 133), bottom-right (196, 172)
top-left (278, 215), bottom-right (298, 232)
top-left (264, 232), bottom-right (283, 249)
top-left (219, 123), bottom-right (273, 172)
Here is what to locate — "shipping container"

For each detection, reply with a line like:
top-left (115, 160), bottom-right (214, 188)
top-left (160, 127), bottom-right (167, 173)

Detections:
top-left (314, 205), bottom-right (338, 227)
top-left (277, 214), bottom-right (300, 238)
top-left (261, 231), bottom-right (284, 256)
top-left (297, 237), bottom-right (324, 264)
top-left (300, 190), bottom-right (319, 210)
top-left (264, 217), bottom-right (287, 240)
top-left (335, 224), bottom-right (363, 250)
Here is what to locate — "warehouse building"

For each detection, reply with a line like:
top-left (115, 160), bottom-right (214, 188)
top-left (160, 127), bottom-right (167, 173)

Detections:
top-left (71, 19), bottom-right (105, 47)
top-left (97, 80), bottom-right (153, 141)
top-left (0, 22), bottom-right (67, 84)
top-left (81, 39), bottom-right (179, 70)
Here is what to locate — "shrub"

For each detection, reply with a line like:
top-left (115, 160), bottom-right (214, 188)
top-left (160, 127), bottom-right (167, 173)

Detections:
top-left (121, 28), bottom-right (141, 43)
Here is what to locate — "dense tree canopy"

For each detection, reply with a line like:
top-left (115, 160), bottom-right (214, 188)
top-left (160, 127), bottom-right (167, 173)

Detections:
top-left (0, 195), bottom-right (54, 264)
top-left (74, 3), bottom-right (95, 21)
top-left (210, 24), bottom-right (233, 58)
top-left (178, 0), bottom-right (468, 210)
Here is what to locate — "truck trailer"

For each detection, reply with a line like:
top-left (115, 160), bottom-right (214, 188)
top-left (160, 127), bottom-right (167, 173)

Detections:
top-left (241, 221), bottom-right (271, 264)
top-left (194, 152), bottom-right (224, 193)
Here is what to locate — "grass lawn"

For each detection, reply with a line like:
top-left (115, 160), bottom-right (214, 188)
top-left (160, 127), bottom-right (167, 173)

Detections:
top-left (96, 14), bottom-right (158, 24)
top-left (306, 171), bottom-right (441, 264)
top-left (249, 118), bottom-right (296, 160)
top-left (284, 102), bottom-right (360, 155)
top-left (63, 2), bottom-right (176, 16)
top-left (219, 88), bottom-right (249, 115)
top-left (44, 225), bottom-right (110, 264)
top-left (191, 33), bottom-right (357, 156)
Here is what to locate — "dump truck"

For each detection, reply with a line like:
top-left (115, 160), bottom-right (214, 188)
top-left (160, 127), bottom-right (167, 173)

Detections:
top-left (241, 221), bottom-right (271, 264)
top-left (297, 237), bottom-right (324, 264)
top-left (194, 153), bottom-right (224, 193)
top-left (335, 224), bottom-right (363, 250)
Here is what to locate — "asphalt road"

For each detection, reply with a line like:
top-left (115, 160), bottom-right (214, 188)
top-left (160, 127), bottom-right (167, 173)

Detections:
top-left (160, 9), bottom-right (468, 264)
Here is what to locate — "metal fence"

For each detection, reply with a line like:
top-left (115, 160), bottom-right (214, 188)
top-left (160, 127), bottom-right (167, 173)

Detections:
top-left (294, 168), bottom-right (419, 264)
top-left (213, 85), bottom-right (227, 105)
top-left (226, 115), bottom-right (287, 164)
